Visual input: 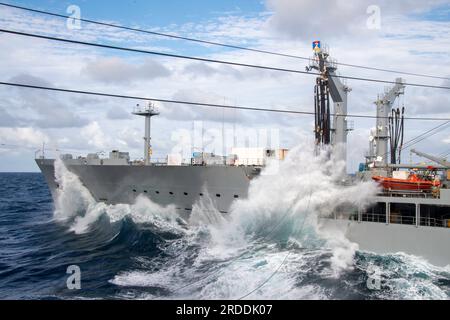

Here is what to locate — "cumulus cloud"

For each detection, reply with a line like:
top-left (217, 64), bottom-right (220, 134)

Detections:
top-left (266, 0), bottom-right (447, 40)
top-left (158, 89), bottom-right (257, 123)
top-left (267, 0), bottom-right (368, 40)
top-left (0, 127), bottom-right (49, 148)
top-left (82, 57), bottom-right (171, 84)
top-left (0, 2), bottom-right (449, 172)
top-left (106, 106), bottom-right (133, 120)
top-left (80, 121), bottom-right (110, 150)
top-left (182, 61), bottom-right (290, 80)
top-left (0, 107), bottom-right (18, 127)
top-left (117, 127), bottom-right (143, 150)
top-left (2, 74), bottom-right (89, 128)
top-left (183, 63), bottom-right (243, 79)
top-left (406, 89), bottom-right (450, 115)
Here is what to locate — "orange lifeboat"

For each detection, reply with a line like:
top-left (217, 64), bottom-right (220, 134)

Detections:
top-left (372, 173), bottom-right (440, 191)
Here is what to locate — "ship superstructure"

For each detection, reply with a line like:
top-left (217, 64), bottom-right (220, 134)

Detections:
top-left (35, 42), bottom-right (450, 267)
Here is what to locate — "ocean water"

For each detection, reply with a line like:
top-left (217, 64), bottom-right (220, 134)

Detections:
top-left (1, 148), bottom-right (450, 300)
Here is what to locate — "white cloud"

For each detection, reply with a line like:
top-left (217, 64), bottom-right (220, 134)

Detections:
top-left (0, 2), bottom-right (449, 172)
top-left (117, 127), bottom-right (143, 150)
top-left (266, 0), bottom-right (369, 40)
top-left (106, 106), bottom-right (133, 120)
top-left (82, 57), bottom-right (171, 84)
top-left (0, 127), bottom-right (48, 156)
top-left (160, 89), bottom-right (250, 123)
top-left (2, 74), bottom-right (89, 128)
top-left (266, 0), bottom-right (448, 40)
top-left (80, 121), bottom-right (110, 150)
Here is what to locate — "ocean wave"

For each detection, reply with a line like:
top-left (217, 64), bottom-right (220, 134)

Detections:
top-left (45, 144), bottom-right (450, 300)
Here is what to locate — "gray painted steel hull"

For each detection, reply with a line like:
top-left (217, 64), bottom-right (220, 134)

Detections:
top-left (319, 219), bottom-right (450, 267)
top-left (36, 159), bottom-right (254, 215)
top-left (36, 159), bottom-right (450, 267)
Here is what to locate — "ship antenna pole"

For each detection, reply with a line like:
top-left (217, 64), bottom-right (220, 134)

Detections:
top-left (146, 111), bottom-right (151, 164)
top-left (133, 101), bottom-right (160, 165)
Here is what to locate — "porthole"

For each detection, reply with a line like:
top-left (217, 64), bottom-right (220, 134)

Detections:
top-left (184, 192), bottom-right (188, 196)
top-left (155, 191), bottom-right (160, 194)
top-left (132, 189), bottom-right (137, 193)
top-left (216, 194), bottom-right (221, 198)
top-left (234, 195), bottom-right (239, 198)
top-left (199, 193), bottom-right (204, 196)
top-left (169, 192), bottom-right (174, 195)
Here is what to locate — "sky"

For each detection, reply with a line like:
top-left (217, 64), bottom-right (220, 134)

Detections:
top-left (0, 0), bottom-right (449, 172)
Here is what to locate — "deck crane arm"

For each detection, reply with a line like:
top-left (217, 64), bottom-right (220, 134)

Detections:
top-left (411, 149), bottom-right (450, 167)
top-left (374, 78), bottom-right (405, 165)
top-left (307, 44), bottom-right (351, 166)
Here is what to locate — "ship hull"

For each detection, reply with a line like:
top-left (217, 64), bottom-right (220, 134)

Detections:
top-left (36, 159), bottom-right (255, 216)
top-left (36, 159), bottom-right (450, 267)
top-left (320, 219), bottom-right (450, 267)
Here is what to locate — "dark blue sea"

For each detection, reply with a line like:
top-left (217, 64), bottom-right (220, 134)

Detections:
top-left (0, 172), bottom-right (449, 300)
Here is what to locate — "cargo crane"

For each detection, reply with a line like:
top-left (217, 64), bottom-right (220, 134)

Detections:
top-left (307, 42), bottom-right (351, 165)
top-left (411, 149), bottom-right (450, 168)
top-left (367, 78), bottom-right (405, 166)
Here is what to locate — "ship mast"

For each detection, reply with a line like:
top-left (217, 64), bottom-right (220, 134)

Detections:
top-left (133, 101), bottom-right (160, 165)
top-left (369, 78), bottom-right (405, 166)
top-left (307, 41), bottom-right (351, 165)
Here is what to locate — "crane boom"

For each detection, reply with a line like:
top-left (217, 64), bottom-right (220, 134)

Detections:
top-left (307, 43), bottom-right (351, 168)
top-left (374, 78), bottom-right (405, 165)
top-left (411, 149), bottom-right (450, 167)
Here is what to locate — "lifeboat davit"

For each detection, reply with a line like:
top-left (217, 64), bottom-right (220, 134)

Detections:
top-left (372, 174), bottom-right (440, 191)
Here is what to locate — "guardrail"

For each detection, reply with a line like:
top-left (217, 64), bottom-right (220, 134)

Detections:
top-left (358, 213), bottom-right (448, 228)
top-left (419, 216), bottom-right (447, 228)
top-left (378, 190), bottom-right (439, 199)
top-left (35, 149), bottom-right (44, 159)
top-left (361, 213), bottom-right (387, 223)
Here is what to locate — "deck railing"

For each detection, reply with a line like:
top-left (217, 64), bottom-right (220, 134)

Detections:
top-left (356, 213), bottom-right (448, 228)
top-left (378, 190), bottom-right (439, 199)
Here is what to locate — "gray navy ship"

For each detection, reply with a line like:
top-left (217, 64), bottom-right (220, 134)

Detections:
top-left (36, 44), bottom-right (450, 267)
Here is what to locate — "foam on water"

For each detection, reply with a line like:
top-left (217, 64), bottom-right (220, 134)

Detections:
top-left (202, 144), bottom-right (378, 275)
top-left (357, 252), bottom-right (450, 299)
top-left (52, 144), bottom-right (449, 300)
top-left (54, 158), bottom-right (186, 235)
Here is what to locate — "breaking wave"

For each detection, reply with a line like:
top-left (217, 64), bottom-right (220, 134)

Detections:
top-left (54, 158), bottom-right (186, 236)
top-left (51, 143), bottom-right (450, 300)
